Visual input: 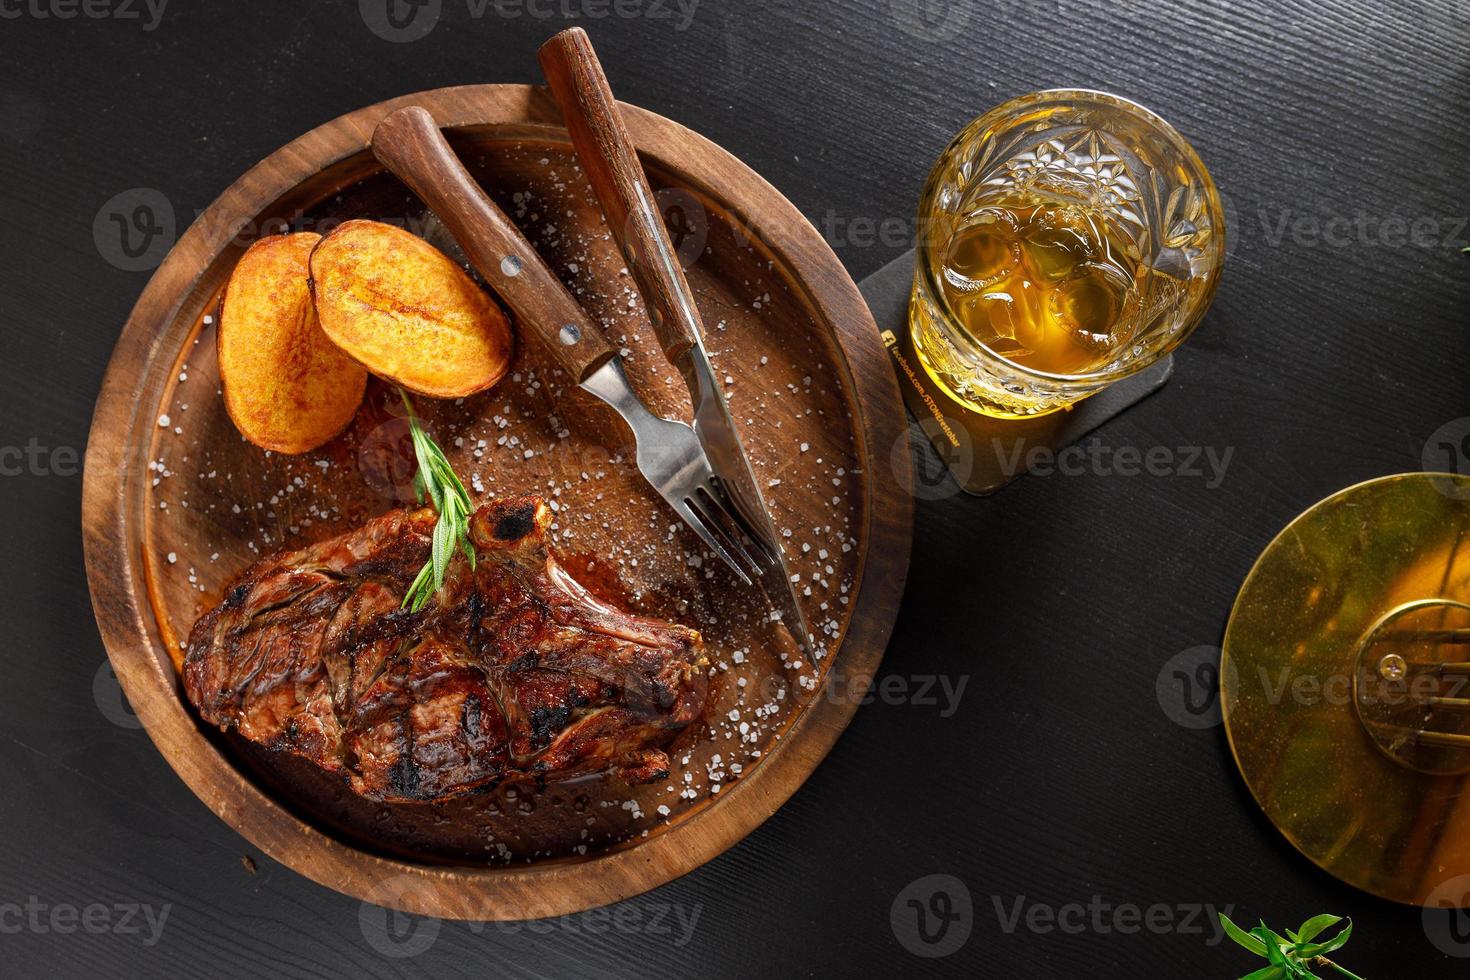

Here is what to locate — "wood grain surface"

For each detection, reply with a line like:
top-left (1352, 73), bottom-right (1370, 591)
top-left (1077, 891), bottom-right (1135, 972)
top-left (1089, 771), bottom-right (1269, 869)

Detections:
top-left (5, 0), bottom-right (1470, 976)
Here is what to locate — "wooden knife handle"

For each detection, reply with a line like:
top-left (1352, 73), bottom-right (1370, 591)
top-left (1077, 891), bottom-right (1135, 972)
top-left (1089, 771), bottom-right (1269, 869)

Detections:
top-left (539, 27), bottom-right (701, 369)
top-left (371, 105), bottom-right (613, 384)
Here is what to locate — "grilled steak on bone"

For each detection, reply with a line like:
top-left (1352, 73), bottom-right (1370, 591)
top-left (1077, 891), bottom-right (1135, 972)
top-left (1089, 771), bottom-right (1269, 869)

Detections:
top-left (183, 497), bottom-right (707, 802)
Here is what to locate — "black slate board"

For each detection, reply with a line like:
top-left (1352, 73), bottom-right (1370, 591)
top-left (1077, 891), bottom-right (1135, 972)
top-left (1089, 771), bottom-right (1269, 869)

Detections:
top-left (859, 248), bottom-right (1173, 495)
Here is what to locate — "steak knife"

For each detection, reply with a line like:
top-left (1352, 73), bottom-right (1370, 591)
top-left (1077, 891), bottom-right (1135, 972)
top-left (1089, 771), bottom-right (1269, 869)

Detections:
top-left (372, 106), bottom-right (767, 585)
top-left (539, 28), bottom-right (816, 657)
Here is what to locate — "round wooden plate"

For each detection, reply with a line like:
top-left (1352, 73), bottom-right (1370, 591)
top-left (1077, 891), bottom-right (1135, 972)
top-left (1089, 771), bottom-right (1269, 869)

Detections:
top-left (82, 84), bottom-right (912, 919)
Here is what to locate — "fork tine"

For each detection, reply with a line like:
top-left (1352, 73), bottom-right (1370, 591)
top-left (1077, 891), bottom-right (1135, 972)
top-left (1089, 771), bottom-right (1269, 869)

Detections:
top-left (701, 477), bottom-right (778, 567)
top-left (666, 495), bottom-right (753, 586)
top-left (688, 488), bottom-right (764, 577)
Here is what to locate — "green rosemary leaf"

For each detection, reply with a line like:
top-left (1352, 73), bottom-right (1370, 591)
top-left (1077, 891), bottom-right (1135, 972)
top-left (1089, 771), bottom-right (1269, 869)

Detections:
top-left (411, 468), bottom-right (427, 506)
top-left (407, 422), bottom-right (445, 513)
top-left (398, 390), bottom-right (477, 610)
top-left (403, 557), bottom-right (436, 613)
top-left (430, 511), bottom-right (452, 590)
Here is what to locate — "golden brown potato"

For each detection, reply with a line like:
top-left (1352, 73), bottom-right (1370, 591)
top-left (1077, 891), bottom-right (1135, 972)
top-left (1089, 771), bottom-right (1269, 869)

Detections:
top-left (309, 220), bottom-right (513, 398)
top-left (219, 233), bottom-right (367, 454)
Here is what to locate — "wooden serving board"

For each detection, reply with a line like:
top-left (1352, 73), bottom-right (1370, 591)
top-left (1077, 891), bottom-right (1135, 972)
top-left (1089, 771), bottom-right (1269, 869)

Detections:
top-left (82, 84), bottom-right (912, 919)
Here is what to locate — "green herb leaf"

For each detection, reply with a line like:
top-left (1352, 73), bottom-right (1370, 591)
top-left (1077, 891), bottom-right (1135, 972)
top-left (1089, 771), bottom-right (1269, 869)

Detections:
top-left (398, 390), bottom-right (476, 613)
top-left (1221, 914), bottom-right (1269, 956)
top-left (1261, 928), bottom-right (1291, 968)
top-left (1219, 911), bottom-right (1362, 980)
top-left (1299, 920), bottom-right (1352, 958)
top-left (430, 511), bottom-right (453, 591)
top-left (1296, 914), bottom-right (1342, 944)
top-left (1241, 968), bottom-right (1289, 980)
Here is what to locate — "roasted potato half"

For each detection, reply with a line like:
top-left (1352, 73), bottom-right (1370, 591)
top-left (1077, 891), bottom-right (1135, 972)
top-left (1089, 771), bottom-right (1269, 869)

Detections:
top-left (309, 219), bottom-right (513, 398)
top-left (218, 233), bottom-right (367, 454)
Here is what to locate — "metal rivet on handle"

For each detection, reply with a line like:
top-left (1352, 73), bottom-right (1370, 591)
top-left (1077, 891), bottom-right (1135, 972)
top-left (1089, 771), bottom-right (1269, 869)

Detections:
top-left (500, 255), bottom-right (522, 277)
top-left (559, 324), bottom-right (582, 346)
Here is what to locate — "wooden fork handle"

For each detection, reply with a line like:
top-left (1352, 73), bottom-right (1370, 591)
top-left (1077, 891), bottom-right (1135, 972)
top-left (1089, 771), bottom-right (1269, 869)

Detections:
top-left (539, 27), bottom-right (702, 370)
top-left (371, 105), bottom-right (614, 384)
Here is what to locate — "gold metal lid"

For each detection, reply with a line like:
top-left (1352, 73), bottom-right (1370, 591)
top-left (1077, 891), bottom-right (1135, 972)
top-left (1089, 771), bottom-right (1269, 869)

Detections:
top-left (1223, 472), bottom-right (1470, 907)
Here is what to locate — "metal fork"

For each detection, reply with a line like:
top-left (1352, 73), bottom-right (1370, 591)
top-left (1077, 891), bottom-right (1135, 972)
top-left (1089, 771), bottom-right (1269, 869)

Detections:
top-left (582, 358), bottom-right (774, 585)
top-left (371, 106), bottom-right (768, 584)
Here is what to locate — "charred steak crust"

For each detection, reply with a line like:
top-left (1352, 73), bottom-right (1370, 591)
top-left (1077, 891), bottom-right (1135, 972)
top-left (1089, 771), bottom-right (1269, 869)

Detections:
top-left (182, 497), bottom-right (707, 803)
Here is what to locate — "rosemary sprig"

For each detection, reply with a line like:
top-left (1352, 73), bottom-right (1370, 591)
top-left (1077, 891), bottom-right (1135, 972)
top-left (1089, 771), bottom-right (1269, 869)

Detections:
top-left (399, 390), bottom-right (476, 613)
top-left (1219, 912), bottom-right (1363, 980)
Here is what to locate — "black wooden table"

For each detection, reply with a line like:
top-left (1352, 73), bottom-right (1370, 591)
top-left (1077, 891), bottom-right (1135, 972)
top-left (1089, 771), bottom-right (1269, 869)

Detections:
top-left (3, 0), bottom-right (1468, 975)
